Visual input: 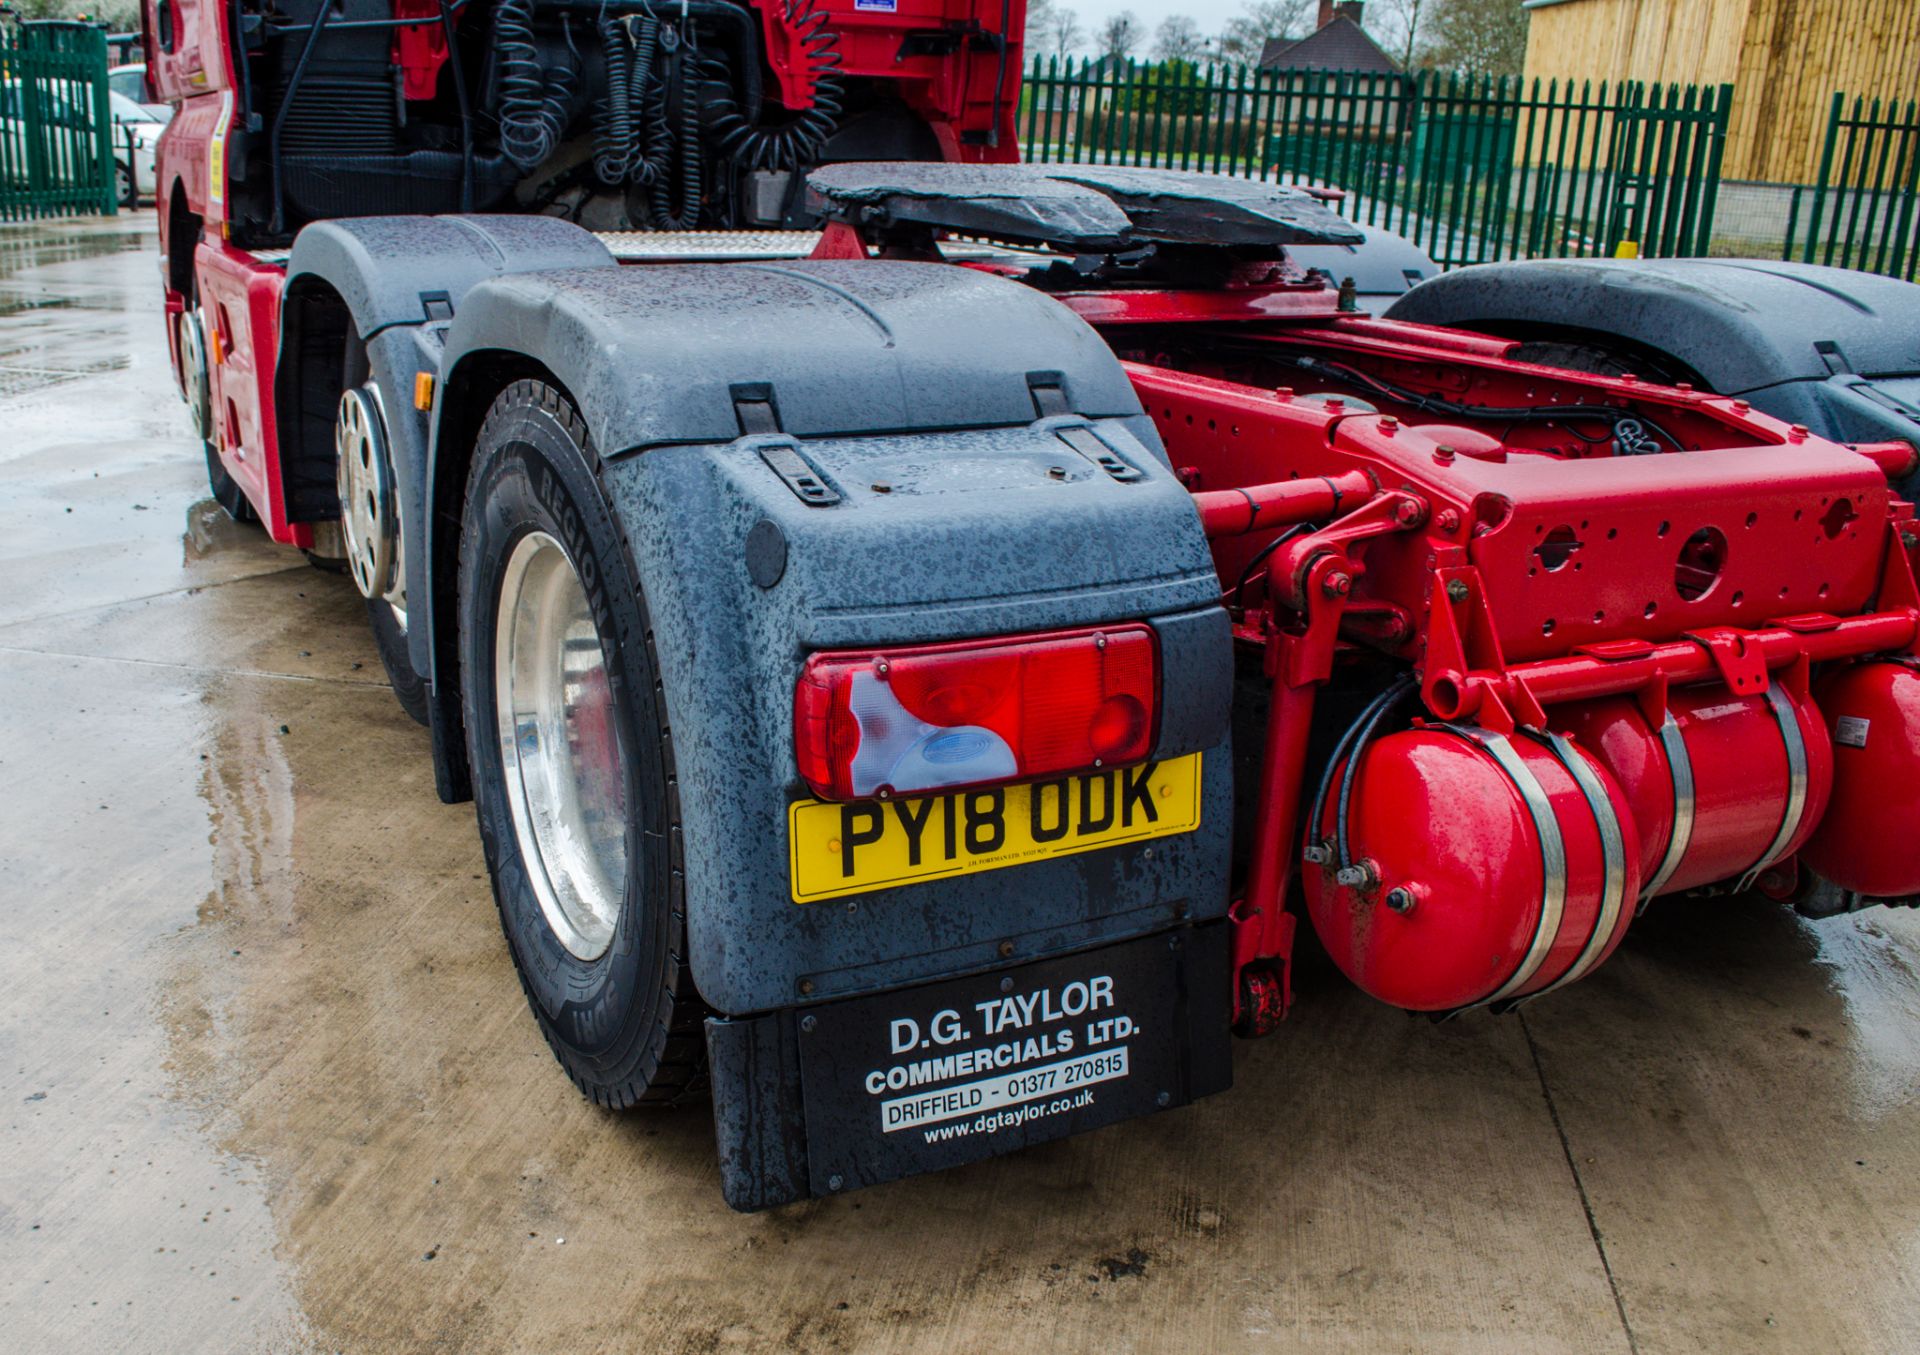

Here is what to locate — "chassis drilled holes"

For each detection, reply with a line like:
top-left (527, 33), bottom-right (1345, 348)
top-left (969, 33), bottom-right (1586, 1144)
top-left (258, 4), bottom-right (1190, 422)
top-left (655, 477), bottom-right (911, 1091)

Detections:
top-left (1534, 524), bottom-right (1581, 572)
top-left (1675, 526), bottom-right (1728, 602)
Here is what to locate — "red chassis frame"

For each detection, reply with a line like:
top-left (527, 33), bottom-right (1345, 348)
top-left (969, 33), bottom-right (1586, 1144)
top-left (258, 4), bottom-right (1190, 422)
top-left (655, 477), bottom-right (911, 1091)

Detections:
top-left (172, 207), bottom-right (1920, 1038)
top-left (817, 224), bottom-right (1920, 1030)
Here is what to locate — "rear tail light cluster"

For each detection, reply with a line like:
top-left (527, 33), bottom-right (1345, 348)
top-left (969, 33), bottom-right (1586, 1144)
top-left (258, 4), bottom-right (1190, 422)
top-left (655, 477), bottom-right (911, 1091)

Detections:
top-left (794, 626), bottom-right (1160, 801)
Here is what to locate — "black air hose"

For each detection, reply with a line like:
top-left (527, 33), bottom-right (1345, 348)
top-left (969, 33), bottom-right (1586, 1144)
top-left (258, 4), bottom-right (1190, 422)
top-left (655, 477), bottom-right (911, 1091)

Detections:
top-left (496, 0), bottom-right (575, 170)
top-left (593, 11), bottom-right (637, 183)
top-left (626, 16), bottom-right (668, 187)
top-left (645, 53), bottom-right (703, 229)
top-left (705, 0), bottom-right (843, 173)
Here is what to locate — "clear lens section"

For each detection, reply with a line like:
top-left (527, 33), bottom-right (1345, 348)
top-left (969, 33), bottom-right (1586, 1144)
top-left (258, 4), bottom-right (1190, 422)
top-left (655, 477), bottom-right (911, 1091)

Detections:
top-left (846, 669), bottom-right (1018, 796)
top-left (495, 531), bottom-right (628, 961)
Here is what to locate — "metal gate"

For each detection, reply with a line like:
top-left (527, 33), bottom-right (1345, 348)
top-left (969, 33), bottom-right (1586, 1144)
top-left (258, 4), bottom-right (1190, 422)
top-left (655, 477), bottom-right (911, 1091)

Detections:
top-left (1785, 93), bottom-right (1920, 281)
top-left (1019, 60), bottom-right (1733, 269)
top-left (0, 21), bottom-right (117, 223)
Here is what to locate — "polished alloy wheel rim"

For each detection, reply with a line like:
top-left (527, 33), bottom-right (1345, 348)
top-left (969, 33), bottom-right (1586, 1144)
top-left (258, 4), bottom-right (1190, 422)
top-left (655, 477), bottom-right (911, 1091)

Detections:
top-left (495, 530), bottom-right (629, 960)
top-left (182, 310), bottom-right (211, 440)
top-left (335, 386), bottom-right (402, 609)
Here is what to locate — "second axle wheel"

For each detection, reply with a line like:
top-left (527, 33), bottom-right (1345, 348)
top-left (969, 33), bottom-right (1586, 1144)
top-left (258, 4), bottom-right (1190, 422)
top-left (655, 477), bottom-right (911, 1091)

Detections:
top-left (335, 384), bottom-right (428, 724)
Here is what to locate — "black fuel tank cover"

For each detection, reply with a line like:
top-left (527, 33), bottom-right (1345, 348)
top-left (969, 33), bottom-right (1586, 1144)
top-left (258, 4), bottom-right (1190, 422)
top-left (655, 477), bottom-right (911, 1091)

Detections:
top-left (745, 518), bottom-right (789, 589)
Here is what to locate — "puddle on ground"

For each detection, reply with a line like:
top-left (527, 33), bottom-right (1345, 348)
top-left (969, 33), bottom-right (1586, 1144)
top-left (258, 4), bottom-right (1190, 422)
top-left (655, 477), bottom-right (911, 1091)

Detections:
top-left (183, 497), bottom-right (262, 564)
top-left (0, 225), bottom-right (152, 281)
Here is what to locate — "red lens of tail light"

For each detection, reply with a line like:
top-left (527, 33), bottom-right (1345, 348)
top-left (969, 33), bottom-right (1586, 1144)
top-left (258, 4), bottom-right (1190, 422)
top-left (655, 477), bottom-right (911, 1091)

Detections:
top-left (794, 626), bottom-right (1160, 801)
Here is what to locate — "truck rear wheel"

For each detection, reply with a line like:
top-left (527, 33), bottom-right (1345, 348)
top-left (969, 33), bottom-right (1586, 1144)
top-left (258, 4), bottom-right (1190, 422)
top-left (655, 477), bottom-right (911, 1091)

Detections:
top-left (183, 306), bottom-right (256, 524)
top-left (332, 385), bottom-right (428, 724)
top-left (457, 380), bottom-right (706, 1107)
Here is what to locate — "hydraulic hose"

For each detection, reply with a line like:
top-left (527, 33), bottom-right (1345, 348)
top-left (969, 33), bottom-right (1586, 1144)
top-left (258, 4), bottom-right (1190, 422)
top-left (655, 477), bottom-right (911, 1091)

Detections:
top-left (1287, 353), bottom-right (1687, 452)
top-left (1299, 674), bottom-right (1417, 873)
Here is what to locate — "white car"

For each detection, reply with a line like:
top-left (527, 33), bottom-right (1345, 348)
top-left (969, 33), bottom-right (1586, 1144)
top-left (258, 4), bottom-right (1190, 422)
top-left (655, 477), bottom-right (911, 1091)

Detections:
top-left (108, 63), bottom-right (168, 119)
top-left (108, 90), bottom-right (168, 206)
top-left (0, 80), bottom-right (166, 208)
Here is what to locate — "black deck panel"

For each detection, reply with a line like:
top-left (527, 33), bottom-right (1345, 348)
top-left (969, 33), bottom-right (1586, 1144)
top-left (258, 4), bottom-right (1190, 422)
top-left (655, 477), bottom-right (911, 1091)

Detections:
top-left (1034, 164), bottom-right (1365, 248)
top-left (806, 161), bottom-right (1365, 254)
top-left (806, 162), bottom-right (1134, 252)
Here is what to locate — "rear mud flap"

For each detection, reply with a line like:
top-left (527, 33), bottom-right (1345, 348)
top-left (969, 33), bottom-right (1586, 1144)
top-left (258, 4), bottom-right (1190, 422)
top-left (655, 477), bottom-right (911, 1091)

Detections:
top-left (706, 922), bottom-right (1232, 1211)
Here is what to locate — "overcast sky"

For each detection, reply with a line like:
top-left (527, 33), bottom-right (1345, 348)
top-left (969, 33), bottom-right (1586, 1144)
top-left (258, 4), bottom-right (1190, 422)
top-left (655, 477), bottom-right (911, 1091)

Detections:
top-left (1030, 0), bottom-right (1410, 62)
top-left (1069, 0), bottom-right (1250, 46)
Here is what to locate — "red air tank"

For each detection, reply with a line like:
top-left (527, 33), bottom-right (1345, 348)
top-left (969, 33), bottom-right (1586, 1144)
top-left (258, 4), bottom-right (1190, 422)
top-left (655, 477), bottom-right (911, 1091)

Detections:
top-left (1302, 726), bottom-right (1640, 1012)
top-left (1554, 682), bottom-right (1832, 900)
top-left (1800, 661), bottom-right (1920, 899)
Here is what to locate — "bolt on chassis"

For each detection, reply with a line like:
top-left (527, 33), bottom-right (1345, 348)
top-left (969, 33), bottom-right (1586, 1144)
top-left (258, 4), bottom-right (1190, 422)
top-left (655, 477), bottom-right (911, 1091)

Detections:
top-left (174, 162), bottom-right (1920, 1208)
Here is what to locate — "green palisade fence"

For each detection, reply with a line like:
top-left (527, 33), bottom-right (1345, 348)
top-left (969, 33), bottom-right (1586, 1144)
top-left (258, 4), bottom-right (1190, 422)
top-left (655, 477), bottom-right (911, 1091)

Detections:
top-left (0, 21), bottom-right (117, 223)
top-left (1019, 58), bottom-right (1732, 268)
top-left (1786, 93), bottom-right (1920, 281)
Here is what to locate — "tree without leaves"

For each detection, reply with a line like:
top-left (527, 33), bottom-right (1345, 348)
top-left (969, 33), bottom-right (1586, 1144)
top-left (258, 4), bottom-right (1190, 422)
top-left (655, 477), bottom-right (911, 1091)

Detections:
top-left (1043, 2), bottom-right (1085, 58)
top-left (1153, 15), bottom-right (1208, 63)
top-left (1362, 0), bottom-right (1430, 69)
top-left (1217, 0), bottom-right (1315, 67)
top-left (1422, 0), bottom-right (1530, 75)
top-left (1026, 0), bottom-right (1085, 59)
top-left (1099, 10), bottom-right (1141, 62)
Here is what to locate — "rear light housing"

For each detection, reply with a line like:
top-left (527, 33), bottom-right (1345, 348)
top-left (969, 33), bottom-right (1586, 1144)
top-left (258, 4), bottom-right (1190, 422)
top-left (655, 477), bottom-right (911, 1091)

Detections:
top-left (794, 626), bottom-right (1160, 801)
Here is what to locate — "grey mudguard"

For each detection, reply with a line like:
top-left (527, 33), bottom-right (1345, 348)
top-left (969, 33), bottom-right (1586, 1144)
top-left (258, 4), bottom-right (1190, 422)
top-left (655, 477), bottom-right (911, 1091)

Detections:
top-left (281, 215), bottom-right (618, 677)
top-left (428, 259), bottom-right (1232, 1016)
top-left (1386, 257), bottom-right (1920, 393)
top-left (284, 214), bottom-right (617, 338)
top-left (600, 424), bottom-right (1231, 1016)
top-left (436, 259), bottom-right (1144, 451)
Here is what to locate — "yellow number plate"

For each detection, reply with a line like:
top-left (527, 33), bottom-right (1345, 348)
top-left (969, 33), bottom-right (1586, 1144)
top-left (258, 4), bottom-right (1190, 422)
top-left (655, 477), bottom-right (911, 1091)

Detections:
top-left (787, 753), bottom-right (1203, 904)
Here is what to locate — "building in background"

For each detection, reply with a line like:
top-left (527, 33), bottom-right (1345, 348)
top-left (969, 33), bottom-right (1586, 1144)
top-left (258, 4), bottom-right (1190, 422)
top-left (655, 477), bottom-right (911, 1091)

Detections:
top-left (1522, 0), bottom-right (1920, 184)
top-left (1260, 2), bottom-right (1402, 75)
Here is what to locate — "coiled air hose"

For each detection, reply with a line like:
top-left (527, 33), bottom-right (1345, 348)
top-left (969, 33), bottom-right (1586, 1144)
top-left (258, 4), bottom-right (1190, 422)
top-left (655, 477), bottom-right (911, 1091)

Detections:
top-left (705, 0), bottom-right (843, 173)
top-left (643, 43), bottom-right (704, 229)
top-left (497, 0), bottom-right (578, 171)
top-left (593, 11), bottom-right (637, 182)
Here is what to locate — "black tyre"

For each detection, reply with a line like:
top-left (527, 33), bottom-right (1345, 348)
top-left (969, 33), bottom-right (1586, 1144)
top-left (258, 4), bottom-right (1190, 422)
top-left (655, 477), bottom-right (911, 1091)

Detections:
top-left (204, 441), bottom-right (258, 523)
top-left (1506, 338), bottom-right (1699, 389)
top-left (458, 380), bottom-right (706, 1107)
top-left (185, 306), bottom-right (256, 524)
top-left (368, 598), bottom-right (429, 725)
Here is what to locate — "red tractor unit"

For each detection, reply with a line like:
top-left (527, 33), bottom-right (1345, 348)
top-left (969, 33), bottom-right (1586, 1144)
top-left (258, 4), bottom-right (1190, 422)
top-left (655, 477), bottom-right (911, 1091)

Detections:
top-left (144, 0), bottom-right (1920, 1209)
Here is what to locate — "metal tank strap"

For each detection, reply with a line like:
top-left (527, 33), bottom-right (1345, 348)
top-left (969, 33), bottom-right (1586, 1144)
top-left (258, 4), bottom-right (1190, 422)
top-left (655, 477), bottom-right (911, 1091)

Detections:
top-left (1510, 730), bottom-right (1628, 1003)
top-left (1440, 725), bottom-right (1568, 1010)
top-left (1737, 683), bottom-right (1811, 893)
top-left (1641, 711), bottom-right (1696, 910)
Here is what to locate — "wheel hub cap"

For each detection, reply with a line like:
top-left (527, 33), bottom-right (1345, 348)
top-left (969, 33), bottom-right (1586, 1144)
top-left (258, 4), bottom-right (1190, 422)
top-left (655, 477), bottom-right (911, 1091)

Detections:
top-left (181, 310), bottom-right (212, 440)
top-left (334, 386), bottom-right (405, 615)
top-left (494, 530), bottom-right (629, 961)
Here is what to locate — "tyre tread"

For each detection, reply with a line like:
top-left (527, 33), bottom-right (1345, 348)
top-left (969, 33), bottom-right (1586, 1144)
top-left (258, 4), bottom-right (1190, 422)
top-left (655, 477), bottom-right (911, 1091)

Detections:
top-left (459, 379), bottom-right (708, 1112)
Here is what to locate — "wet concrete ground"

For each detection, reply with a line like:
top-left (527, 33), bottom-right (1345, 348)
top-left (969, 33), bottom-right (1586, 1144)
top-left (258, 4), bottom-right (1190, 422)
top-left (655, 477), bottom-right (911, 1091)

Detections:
top-left (1, 215), bottom-right (1917, 1354)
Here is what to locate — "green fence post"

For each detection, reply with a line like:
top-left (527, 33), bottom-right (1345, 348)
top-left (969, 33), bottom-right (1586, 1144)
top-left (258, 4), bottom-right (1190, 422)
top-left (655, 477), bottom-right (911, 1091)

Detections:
top-left (1886, 100), bottom-right (1920, 280)
top-left (92, 28), bottom-right (116, 215)
top-left (1835, 97), bottom-right (1874, 268)
top-left (1804, 92), bottom-right (1844, 264)
top-left (22, 44), bottom-right (49, 216)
